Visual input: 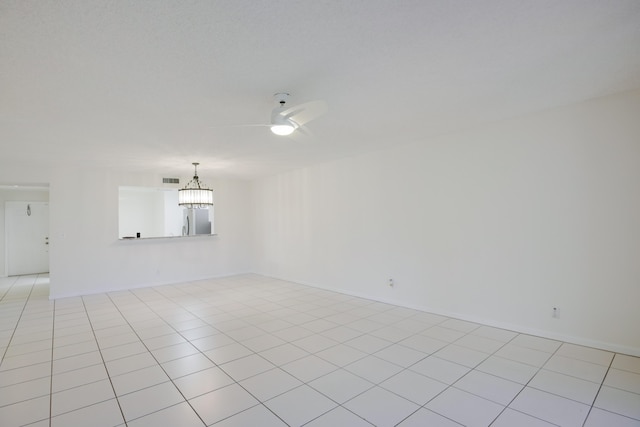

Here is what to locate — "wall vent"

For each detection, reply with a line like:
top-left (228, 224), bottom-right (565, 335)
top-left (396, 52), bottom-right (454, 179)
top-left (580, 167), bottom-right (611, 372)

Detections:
top-left (162, 178), bottom-right (180, 184)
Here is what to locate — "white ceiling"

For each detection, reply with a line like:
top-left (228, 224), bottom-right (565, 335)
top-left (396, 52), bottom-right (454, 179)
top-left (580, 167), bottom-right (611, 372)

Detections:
top-left (2, 0), bottom-right (640, 179)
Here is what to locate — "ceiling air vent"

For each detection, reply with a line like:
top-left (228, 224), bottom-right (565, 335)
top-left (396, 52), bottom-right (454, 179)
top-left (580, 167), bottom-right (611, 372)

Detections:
top-left (162, 178), bottom-right (180, 184)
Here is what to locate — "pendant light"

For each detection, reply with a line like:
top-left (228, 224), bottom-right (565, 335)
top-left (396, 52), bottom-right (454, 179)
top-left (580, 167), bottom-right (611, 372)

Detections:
top-left (178, 162), bottom-right (213, 208)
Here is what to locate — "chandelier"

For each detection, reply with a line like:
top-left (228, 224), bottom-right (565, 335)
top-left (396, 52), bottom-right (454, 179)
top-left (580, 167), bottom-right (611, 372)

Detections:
top-left (178, 162), bottom-right (213, 208)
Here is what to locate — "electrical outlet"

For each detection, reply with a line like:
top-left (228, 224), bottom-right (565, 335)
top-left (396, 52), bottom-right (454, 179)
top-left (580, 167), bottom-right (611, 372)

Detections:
top-left (552, 307), bottom-right (559, 318)
top-left (388, 278), bottom-right (394, 287)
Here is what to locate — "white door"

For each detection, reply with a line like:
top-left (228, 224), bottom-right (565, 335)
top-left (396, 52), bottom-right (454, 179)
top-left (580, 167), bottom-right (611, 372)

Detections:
top-left (5, 201), bottom-right (49, 275)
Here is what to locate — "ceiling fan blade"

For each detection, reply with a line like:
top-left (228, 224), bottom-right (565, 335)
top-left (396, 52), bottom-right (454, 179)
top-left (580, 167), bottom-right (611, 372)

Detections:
top-left (296, 125), bottom-right (313, 137)
top-left (209, 123), bottom-right (270, 128)
top-left (280, 100), bottom-right (327, 126)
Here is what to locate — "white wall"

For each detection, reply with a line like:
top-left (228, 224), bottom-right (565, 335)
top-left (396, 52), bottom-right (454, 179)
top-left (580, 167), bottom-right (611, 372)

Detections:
top-left (0, 165), bottom-right (252, 298)
top-left (0, 187), bottom-right (50, 277)
top-left (251, 90), bottom-right (640, 356)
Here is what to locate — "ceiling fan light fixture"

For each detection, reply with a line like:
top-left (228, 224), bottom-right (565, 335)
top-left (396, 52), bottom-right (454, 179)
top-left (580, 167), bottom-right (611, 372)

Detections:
top-left (270, 123), bottom-right (296, 136)
top-left (270, 93), bottom-right (299, 136)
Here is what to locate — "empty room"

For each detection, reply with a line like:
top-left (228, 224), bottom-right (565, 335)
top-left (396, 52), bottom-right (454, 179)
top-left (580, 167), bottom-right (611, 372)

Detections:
top-left (1, 1), bottom-right (639, 426)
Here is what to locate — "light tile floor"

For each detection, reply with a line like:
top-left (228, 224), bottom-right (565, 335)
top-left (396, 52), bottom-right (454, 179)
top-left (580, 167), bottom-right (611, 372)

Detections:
top-left (1, 274), bottom-right (639, 427)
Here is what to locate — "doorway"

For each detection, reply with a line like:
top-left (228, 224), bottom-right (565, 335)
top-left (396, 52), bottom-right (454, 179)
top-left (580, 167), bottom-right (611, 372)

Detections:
top-left (5, 201), bottom-right (49, 275)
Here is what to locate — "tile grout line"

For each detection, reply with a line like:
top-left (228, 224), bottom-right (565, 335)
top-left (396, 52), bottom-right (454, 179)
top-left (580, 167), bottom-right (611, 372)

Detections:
top-left (488, 339), bottom-right (566, 427)
top-left (49, 296), bottom-right (56, 427)
top-left (0, 275), bottom-right (33, 366)
top-left (581, 353), bottom-right (615, 427)
top-left (79, 294), bottom-right (130, 426)
top-left (440, 328), bottom-right (521, 426)
top-left (0, 275), bottom-right (19, 302)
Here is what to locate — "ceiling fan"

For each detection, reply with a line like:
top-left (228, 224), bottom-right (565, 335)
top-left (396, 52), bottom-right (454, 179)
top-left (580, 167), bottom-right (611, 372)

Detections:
top-left (260, 93), bottom-right (327, 136)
